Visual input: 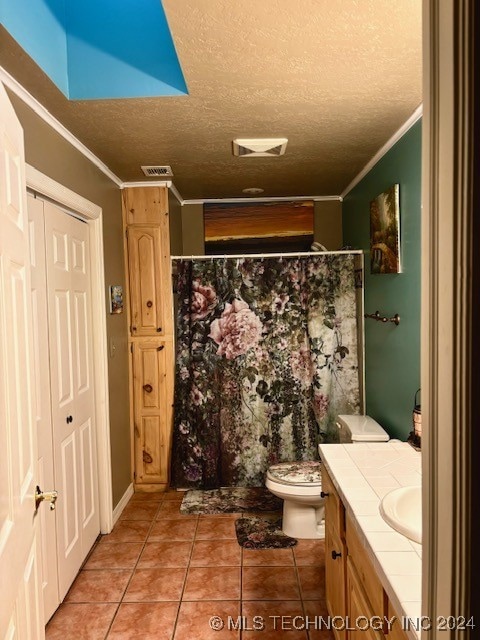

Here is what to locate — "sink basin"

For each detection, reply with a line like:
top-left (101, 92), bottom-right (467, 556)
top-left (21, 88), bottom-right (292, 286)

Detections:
top-left (379, 486), bottom-right (422, 544)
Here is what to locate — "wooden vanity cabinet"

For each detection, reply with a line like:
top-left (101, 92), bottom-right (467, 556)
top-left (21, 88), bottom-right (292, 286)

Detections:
top-left (322, 466), bottom-right (410, 640)
top-left (322, 467), bottom-right (347, 640)
top-left (123, 186), bottom-right (174, 491)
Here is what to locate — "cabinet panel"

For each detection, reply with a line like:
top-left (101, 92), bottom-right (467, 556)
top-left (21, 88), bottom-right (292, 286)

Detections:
top-left (388, 601), bottom-right (409, 640)
top-left (346, 558), bottom-right (384, 639)
top-left (127, 226), bottom-right (165, 336)
top-left (322, 466), bottom-right (345, 539)
top-left (346, 514), bottom-right (384, 617)
top-left (325, 523), bottom-right (346, 640)
top-left (133, 340), bottom-right (174, 485)
top-left (123, 186), bottom-right (168, 225)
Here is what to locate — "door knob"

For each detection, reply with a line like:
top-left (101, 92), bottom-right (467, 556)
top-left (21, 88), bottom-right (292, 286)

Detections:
top-left (35, 485), bottom-right (58, 511)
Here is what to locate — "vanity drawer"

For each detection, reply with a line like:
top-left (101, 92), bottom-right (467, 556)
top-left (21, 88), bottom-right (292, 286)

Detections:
top-left (322, 467), bottom-right (345, 538)
top-left (346, 513), bottom-right (384, 617)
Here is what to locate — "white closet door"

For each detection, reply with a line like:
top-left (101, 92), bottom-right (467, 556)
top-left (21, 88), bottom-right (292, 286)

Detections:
top-left (28, 194), bottom-right (59, 622)
top-left (44, 201), bottom-right (99, 600)
top-left (0, 83), bottom-right (44, 639)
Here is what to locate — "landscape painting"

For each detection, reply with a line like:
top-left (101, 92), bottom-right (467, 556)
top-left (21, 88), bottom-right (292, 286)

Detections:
top-left (204, 200), bottom-right (314, 254)
top-left (370, 184), bottom-right (401, 274)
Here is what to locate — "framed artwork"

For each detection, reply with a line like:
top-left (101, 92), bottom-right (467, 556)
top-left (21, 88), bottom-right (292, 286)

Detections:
top-left (370, 184), bottom-right (401, 274)
top-left (204, 200), bottom-right (314, 254)
top-left (109, 285), bottom-right (123, 314)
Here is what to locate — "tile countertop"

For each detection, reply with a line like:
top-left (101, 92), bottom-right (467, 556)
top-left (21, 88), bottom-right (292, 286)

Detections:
top-left (318, 442), bottom-right (422, 640)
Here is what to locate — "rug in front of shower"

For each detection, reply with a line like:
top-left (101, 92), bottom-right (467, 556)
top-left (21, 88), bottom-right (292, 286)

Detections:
top-left (179, 487), bottom-right (282, 515)
top-left (235, 516), bottom-right (297, 549)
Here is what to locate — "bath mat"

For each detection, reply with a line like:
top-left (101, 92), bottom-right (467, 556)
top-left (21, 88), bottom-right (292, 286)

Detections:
top-left (179, 487), bottom-right (282, 515)
top-left (235, 516), bottom-right (297, 549)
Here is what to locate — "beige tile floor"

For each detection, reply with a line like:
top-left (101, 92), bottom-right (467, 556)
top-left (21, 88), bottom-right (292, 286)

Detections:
top-left (46, 490), bottom-right (332, 639)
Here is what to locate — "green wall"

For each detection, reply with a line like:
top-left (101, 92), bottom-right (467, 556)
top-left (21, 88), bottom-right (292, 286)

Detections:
top-left (342, 121), bottom-right (421, 440)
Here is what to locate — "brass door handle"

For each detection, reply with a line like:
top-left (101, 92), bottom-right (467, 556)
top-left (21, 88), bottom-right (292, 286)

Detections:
top-left (143, 384), bottom-right (153, 393)
top-left (35, 485), bottom-right (58, 511)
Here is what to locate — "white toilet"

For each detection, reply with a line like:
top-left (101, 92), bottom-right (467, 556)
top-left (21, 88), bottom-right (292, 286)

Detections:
top-left (265, 415), bottom-right (390, 539)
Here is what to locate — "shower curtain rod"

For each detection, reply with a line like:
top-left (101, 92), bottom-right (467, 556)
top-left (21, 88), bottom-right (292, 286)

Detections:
top-left (171, 250), bottom-right (363, 261)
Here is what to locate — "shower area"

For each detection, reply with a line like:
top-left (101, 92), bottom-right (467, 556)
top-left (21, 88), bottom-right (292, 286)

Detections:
top-left (170, 251), bottom-right (365, 489)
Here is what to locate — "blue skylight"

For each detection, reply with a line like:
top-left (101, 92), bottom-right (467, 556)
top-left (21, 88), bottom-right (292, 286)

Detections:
top-left (0, 0), bottom-right (188, 100)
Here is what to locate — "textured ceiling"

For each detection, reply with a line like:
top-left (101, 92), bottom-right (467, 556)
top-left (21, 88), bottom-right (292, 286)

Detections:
top-left (0, 0), bottom-right (422, 199)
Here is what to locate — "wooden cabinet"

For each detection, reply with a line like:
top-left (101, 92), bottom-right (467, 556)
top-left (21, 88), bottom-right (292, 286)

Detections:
top-left (322, 466), bottom-right (409, 640)
top-left (123, 186), bottom-right (174, 491)
top-left (346, 558), bottom-right (384, 640)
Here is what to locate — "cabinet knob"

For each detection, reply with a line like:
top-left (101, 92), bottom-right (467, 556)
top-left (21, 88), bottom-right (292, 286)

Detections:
top-left (146, 300), bottom-right (153, 308)
top-left (143, 384), bottom-right (153, 393)
top-left (66, 415), bottom-right (73, 424)
top-left (320, 491), bottom-right (329, 498)
top-left (331, 550), bottom-right (342, 560)
top-left (156, 327), bottom-right (162, 332)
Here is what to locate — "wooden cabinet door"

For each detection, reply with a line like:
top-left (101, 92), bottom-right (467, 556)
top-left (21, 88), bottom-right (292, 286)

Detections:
top-left (325, 523), bottom-right (346, 640)
top-left (346, 558), bottom-right (384, 640)
top-left (127, 226), bottom-right (166, 336)
top-left (123, 186), bottom-right (168, 225)
top-left (132, 340), bottom-right (174, 485)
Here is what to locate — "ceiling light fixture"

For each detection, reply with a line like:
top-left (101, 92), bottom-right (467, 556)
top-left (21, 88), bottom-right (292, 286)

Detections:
top-left (242, 187), bottom-right (264, 195)
top-left (233, 138), bottom-right (288, 157)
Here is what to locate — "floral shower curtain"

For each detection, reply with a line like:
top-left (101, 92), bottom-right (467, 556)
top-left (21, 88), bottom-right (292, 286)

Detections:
top-left (171, 255), bottom-right (360, 489)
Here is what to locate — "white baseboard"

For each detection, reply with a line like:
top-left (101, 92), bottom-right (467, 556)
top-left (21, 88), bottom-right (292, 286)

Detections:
top-left (112, 483), bottom-right (134, 526)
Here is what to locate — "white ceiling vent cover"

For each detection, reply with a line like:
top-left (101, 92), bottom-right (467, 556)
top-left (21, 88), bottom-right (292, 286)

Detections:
top-left (141, 165), bottom-right (173, 177)
top-left (232, 138), bottom-right (288, 157)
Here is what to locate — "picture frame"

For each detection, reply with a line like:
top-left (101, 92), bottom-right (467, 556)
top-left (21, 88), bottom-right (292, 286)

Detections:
top-left (370, 184), bottom-right (401, 274)
top-left (109, 285), bottom-right (123, 314)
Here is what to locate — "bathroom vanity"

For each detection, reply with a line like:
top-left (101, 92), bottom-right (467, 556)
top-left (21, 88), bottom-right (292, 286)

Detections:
top-left (319, 443), bottom-right (422, 640)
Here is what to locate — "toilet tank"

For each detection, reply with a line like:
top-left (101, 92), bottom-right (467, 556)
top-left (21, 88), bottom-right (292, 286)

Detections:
top-left (336, 415), bottom-right (390, 443)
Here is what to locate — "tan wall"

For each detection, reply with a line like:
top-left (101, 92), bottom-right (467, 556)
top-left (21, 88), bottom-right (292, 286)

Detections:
top-left (9, 92), bottom-right (131, 509)
top-left (168, 191), bottom-right (183, 255)
top-left (181, 203), bottom-right (205, 255)
top-left (314, 200), bottom-right (343, 249)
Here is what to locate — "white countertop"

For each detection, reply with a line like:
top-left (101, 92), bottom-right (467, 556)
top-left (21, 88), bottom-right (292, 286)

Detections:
top-left (319, 442), bottom-right (422, 640)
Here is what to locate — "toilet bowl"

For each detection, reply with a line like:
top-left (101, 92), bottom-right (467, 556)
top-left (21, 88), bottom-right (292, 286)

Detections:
top-left (265, 415), bottom-right (390, 539)
top-left (266, 461), bottom-right (325, 539)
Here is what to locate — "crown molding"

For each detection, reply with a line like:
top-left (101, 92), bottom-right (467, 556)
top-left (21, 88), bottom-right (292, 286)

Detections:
top-left (182, 195), bottom-right (342, 206)
top-left (168, 182), bottom-right (184, 205)
top-left (121, 180), bottom-right (172, 189)
top-left (0, 65), bottom-right (123, 187)
top-left (340, 104), bottom-right (423, 199)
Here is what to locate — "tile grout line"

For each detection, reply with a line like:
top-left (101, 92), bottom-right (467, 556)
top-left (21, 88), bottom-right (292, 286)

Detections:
top-left (170, 512), bottom-right (199, 640)
top-left (103, 495), bottom-right (166, 639)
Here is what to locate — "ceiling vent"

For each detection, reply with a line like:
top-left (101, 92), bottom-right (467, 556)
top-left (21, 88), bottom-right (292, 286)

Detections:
top-left (141, 165), bottom-right (173, 177)
top-left (232, 138), bottom-right (288, 157)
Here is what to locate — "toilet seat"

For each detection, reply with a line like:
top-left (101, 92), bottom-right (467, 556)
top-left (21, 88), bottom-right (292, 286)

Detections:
top-left (267, 460), bottom-right (322, 486)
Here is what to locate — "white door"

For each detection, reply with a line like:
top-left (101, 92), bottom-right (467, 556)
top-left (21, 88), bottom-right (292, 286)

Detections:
top-left (28, 194), bottom-right (59, 622)
top-left (44, 200), bottom-right (100, 600)
top-left (0, 84), bottom-right (44, 637)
